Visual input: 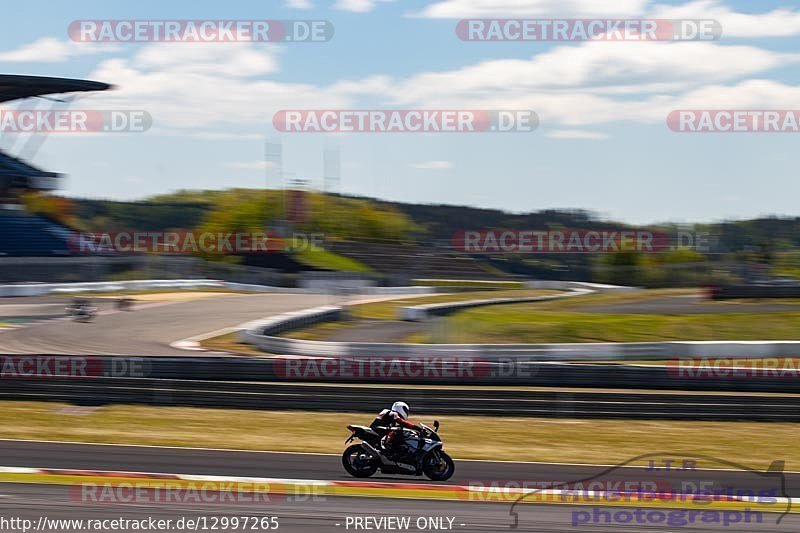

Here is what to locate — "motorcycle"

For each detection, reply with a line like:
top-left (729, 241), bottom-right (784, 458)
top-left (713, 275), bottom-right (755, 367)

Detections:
top-left (342, 419), bottom-right (455, 481)
top-left (116, 297), bottom-right (135, 311)
top-left (66, 303), bottom-right (98, 322)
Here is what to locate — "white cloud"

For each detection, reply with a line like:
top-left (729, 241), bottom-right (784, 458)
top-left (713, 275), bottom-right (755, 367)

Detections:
top-left (83, 37), bottom-right (800, 134)
top-left (650, 0), bottom-right (800, 38)
top-left (67, 7), bottom-right (800, 138)
top-left (417, 0), bottom-right (800, 38)
top-left (284, 0), bottom-right (314, 8)
top-left (190, 132), bottom-right (263, 140)
top-left (546, 129), bottom-right (609, 139)
top-left (226, 161), bottom-right (275, 169)
top-left (0, 37), bottom-right (118, 62)
top-left (416, 0), bottom-right (648, 18)
top-left (132, 42), bottom-right (279, 77)
top-left (335, 0), bottom-right (394, 13)
top-left (348, 36), bottom-right (800, 129)
top-left (410, 160), bottom-right (454, 169)
top-left (387, 41), bottom-right (797, 105)
top-left (667, 79), bottom-right (800, 110)
top-left (86, 42), bottom-right (356, 129)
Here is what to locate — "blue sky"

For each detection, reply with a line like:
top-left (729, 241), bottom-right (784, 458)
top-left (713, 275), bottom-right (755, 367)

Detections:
top-left (1, 0), bottom-right (800, 224)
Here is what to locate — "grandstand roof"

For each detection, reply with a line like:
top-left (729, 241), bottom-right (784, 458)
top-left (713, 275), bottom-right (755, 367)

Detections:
top-left (0, 75), bottom-right (112, 104)
top-left (0, 149), bottom-right (56, 178)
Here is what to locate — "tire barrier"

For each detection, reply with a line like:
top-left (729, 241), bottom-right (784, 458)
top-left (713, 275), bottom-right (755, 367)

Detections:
top-left (710, 285), bottom-right (800, 299)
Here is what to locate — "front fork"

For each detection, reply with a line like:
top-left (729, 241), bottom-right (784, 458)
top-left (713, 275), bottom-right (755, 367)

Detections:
top-left (415, 447), bottom-right (441, 475)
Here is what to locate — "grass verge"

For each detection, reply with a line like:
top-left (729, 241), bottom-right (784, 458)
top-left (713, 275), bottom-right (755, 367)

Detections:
top-left (278, 289), bottom-right (557, 341)
top-left (198, 332), bottom-right (273, 356)
top-left (417, 288), bottom-right (800, 343)
top-left (2, 401), bottom-right (798, 469)
top-left (442, 307), bottom-right (800, 343)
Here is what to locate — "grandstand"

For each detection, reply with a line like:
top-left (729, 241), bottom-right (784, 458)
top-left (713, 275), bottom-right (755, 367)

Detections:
top-left (0, 149), bottom-right (60, 202)
top-left (0, 75), bottom-right (111, 259)
top-left (325, 240), bottom-right (510, 281)
top-left (0, 210), bottom-right (73, 256)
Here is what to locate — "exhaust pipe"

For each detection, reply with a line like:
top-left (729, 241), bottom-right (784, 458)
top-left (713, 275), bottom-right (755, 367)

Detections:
top-left (361, 442), bottom-right (415, 472)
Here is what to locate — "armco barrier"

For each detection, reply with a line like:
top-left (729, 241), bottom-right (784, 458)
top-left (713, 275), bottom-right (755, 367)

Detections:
top-left (525, 280), bottom-right (637, 291)
top-left (0, 280), bottom-right (438, 297)
top-left (239, 306), bottom-right (344, 336)
top-left (0, 279), bottom-right (226, 297)
top-left (399, 287), bottom-right (591, 321)
top-left (241, 335), bottom-right (800, 360)
top-left (4, 356), bottom-right (800, 390)
top-left (4, 359), bottom-right (800, 419)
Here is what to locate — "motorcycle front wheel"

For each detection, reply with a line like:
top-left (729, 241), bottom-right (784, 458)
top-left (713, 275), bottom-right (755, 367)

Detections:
top-left (342, 444), bottom-right (378, 478)
top-left (422, 450), bottom-right (455, 481)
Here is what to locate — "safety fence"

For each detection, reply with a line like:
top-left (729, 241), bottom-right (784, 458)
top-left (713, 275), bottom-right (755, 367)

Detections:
top-left (2, 364), bottom-right (800, 420)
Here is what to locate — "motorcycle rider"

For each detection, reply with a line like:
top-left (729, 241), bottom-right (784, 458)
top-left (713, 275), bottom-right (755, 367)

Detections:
top-left (370, 401), bottom-right (423, 458)
top-left (68, 297), bottom-right (90, 314)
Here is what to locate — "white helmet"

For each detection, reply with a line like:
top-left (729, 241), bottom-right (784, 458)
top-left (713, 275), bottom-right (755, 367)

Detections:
top-left (391, 401), bottom-right (410, 419)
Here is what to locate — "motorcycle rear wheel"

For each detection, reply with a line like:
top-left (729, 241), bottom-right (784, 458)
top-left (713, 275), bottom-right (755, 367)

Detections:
top-left (342, 444), bottom-right (378, 478)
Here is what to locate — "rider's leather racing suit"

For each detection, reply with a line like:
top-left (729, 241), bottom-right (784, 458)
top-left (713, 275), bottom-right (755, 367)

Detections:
top-left (370, 409), bottom-right (418, 454)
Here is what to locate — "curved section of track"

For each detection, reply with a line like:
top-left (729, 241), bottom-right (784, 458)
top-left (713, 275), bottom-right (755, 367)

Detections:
top-left (0, 293), bottom-right (334, 355)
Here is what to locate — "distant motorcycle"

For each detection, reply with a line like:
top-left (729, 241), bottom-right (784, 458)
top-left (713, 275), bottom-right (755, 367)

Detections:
top-left (116, 297), bottom-right (134, 311)
top-left (342, 420), bottom-right (455, 481)
top-left (66, 302), bottom-right (98, 322)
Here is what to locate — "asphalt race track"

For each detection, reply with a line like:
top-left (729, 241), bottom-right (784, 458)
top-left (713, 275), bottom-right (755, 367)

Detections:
top-left (0, 440), bottom-right (798, 532)
top-left (0, 292), bottom-right (335, 355)
top-left (3, 484), bottom-right (798, 532)
top-left (2, 439), bottom-right (798, 494)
